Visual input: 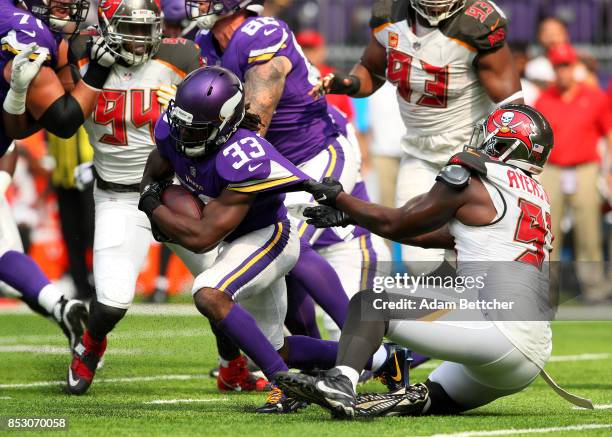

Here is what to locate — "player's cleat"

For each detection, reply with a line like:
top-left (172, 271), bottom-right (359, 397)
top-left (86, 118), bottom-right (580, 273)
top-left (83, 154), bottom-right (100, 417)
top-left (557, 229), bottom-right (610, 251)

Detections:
top-left (66, 331), bottom-right (107, 395)
top-left (55, 299), bottom-right (89, 355)
top-left (355, 383), bottom-right (430, 417)
top-left (276, 368), bottom-right (356, 419)
top-left (218, 355), bottom-right (269, 392)
top-left (254, 385), bottom-right (308, 414)
top-left (374, 344), bottom-right (412, 391)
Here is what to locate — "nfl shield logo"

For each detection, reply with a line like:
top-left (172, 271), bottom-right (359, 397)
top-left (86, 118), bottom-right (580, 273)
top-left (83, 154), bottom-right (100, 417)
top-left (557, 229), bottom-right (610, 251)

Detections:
top-left (190, 166), bottom-right (197, 177)
top-left (389, 32), bottom-right (399, 48)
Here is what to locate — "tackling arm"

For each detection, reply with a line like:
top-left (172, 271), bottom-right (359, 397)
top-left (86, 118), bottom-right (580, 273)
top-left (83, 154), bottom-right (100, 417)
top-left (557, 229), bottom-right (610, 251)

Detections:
top-left (476, 44), bottom-right (524, 105)
top-left (151, 189), bottom-right (254, 253)
top-left (244, 56), bottom-right (292, 136)
top-left (140, 148), bottom-right (175, 192)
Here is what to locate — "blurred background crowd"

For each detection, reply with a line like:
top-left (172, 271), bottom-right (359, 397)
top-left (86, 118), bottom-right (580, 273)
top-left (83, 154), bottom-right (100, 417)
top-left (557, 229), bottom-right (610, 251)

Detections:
top-left (3, 0), bottom-right (611, 304)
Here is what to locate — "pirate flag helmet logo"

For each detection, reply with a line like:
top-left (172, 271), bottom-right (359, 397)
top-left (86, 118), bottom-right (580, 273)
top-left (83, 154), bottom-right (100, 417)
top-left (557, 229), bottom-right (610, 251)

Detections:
top-left (467, 104), bottom-right (554, 175)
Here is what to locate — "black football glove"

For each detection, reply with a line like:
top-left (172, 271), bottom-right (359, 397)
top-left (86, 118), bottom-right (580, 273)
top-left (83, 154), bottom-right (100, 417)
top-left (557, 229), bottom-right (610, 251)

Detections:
top-left (138, 180), bottom-right (172, 218)
top-left (323, 72), bottom-right (361, 96)
top-left (303, 177), bottom-right (345, 207)
top-left (303, 205), bottom-right (355, 228)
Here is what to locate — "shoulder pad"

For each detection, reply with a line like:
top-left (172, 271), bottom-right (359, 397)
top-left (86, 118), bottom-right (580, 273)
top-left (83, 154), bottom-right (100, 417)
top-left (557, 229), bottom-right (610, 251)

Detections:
top-left (154, 38), bottom-right (202, 77)
top-left (68, 34), bottom-right (90, 66)
top-left (447, 150), bottom-right (488, 175)
top-left (370, 0), bottom-right (410, 29)
top-left (435, 164), bottom-right (471, 189)
top-left (440, 0), bottom-right (508, 52)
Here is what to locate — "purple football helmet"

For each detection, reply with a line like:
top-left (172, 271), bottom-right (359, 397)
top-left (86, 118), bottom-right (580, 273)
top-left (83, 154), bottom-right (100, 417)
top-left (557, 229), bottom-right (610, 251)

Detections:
top-left (185, 0), bottom-right (264, 29)
top-left (168, 66), bottom-right (245, 158)
top-left (18, 0), bottom-right (90, 37)
top-left (161, 0), bottom-right (187, 22)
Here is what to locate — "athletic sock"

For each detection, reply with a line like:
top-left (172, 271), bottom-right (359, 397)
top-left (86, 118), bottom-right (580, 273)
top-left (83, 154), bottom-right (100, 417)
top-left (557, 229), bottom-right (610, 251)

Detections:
top-left (285, 281), bottom-right (321, 338)
top-left (336, 365), bottom-right (359, 392)
top-left (88, 301), bottom-right (127, 342)
top-left (210, 321), bottom-right (241, 362)
top-left (370, 345), bottom-right (389, 372)
top-left (284, 335), bottom-right (338, 370)
top-left (218, 304), bottom-right (288, 381)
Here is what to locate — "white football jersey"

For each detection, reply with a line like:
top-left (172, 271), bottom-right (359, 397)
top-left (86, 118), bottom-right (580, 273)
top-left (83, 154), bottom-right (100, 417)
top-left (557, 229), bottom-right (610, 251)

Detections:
top-left (447, 154), bottom-right (553, 368)
top-left (372, 0), bottom-right (508, 159)
top-left (72, 37), bottom-right (202, 185)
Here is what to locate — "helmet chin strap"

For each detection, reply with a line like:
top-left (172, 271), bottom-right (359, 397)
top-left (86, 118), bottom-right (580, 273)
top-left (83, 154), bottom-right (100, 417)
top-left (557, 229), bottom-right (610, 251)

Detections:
top-left (498, 139), bottom-right (521, 162)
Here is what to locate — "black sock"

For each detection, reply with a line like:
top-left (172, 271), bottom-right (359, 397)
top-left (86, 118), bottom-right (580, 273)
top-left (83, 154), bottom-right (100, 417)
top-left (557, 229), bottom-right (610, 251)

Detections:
top-left (336, 290), bottom-right (388, 373)
top-left (88, 300), bottom-right (127, 342)
top-left (210, 321), bottom-right (241, 362)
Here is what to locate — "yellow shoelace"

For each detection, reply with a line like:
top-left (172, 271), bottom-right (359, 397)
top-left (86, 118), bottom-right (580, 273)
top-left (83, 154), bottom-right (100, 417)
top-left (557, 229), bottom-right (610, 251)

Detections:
top-left (266, 387), bottom-right (283, 404)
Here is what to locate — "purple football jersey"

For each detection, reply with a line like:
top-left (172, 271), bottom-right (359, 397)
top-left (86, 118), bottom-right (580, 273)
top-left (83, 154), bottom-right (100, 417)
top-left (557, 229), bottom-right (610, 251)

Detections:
top-left (0, 0), bottom-right (59, 154)
top-left (155, 115), bottom-right (309, 240)
top-left (195, 16), bottom-right (341, 166)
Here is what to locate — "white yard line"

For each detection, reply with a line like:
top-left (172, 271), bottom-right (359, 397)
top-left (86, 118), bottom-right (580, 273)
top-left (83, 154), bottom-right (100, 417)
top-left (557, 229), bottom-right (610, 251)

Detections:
top-left (0, 396), bottom-right (12, 399)
top-left (574, 404), bottom-right (612, 410)
top-left (429, 423), bottom-right (612, 437)
top-left (0, 345), bottom-right (141, 355)
top-left (0, 374), bottom-right (207, 389)
top-left (143, 398), bottom-right (228, 405)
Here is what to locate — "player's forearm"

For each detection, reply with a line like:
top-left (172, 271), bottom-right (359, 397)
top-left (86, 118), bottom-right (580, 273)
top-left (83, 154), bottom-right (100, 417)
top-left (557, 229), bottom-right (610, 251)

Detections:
top-left (399, 225), bottom-right (455, 249)
top-left (477, 44), bottom-right (524, 105)
top-left (2, 112), bottom-right (39, 139)
top-left (152, 207), bottom-right (223, 253)
top-left (140, 150), bottom-right (175, 192)
top-left (348, 63), bottom-right (385, 98)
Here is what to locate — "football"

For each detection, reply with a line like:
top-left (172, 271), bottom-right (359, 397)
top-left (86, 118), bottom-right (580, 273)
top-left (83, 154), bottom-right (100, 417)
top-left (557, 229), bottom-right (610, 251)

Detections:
top-left (161, 184), bottom-right (205, 219)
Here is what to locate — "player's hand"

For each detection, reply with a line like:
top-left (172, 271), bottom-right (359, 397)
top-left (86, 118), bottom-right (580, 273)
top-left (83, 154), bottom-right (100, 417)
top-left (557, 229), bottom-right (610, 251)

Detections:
top-left (138, 180), bottom-right (172, 218)
top-left (303, 205), bottom-right (355, 228)
top-left (151, 221), bottom-right (173, 243)
top-left (157, 84), bottom-right (177, 110)
top-left (73, 161), bottom-right (94, 191)
top-left (4, 42), bottom-right (49, 93)
top-left (308, 72), bottom-right (360, 98)
top-left (303, 177), bottom-right (345, 207)
top-left (90, 35), bottom-right (117, 68)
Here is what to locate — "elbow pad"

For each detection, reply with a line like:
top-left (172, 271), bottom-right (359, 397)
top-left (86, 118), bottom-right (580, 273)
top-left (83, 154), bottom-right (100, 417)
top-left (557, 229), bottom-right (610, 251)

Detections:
top-left (38, 94), bottom-right (85, 139)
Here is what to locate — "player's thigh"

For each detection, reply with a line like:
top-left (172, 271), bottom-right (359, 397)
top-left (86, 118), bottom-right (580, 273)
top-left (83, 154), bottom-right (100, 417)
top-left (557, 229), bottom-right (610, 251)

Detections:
top-left (166, 243), bottom-right (218, 276)
top-left (192, 219), bottom-right (299, 301)
top-left (238, 278), bottom-right (287, 350)
top-left (93, 192), bottom-right (152, 309)
top-left (428, 348), bottom-right (541, 409)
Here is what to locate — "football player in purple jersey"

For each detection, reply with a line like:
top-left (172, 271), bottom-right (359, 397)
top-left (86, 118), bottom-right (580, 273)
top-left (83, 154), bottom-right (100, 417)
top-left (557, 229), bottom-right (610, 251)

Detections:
top-left (0, 0), bottom-right (118, 357)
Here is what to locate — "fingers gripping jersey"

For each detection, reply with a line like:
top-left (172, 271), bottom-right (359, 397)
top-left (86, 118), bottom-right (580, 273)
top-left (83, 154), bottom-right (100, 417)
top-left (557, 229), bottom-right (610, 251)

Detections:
top-left (155, 117), bottom-right (309, 241)
top-left (195, 16), bottom-right (340, 165)
top-left (446, 152), bottom-right (553, 269)
top-left (0, 0), bottom-right (59, 154)
top-left (373, 0), bottom-right (507, 139)
top-left (70, 36), bottom-right (202, 185)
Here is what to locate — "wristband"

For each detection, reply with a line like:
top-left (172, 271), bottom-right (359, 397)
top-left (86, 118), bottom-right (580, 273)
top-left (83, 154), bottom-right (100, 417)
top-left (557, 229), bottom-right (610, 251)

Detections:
top-left (3, 88), bottom-right (27, 115)
top-left (82, 62), bottom-right (111, 90)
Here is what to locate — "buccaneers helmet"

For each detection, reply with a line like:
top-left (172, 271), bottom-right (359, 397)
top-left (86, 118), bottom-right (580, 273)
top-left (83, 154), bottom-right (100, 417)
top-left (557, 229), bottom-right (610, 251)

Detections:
top-left (186, 0), bottom-right (264, 30)
top-left (168, 66), bottom-right (245, 158)
top-left (19, 0), bottom-right (90, 37)
top-left (467, 104), bottom-right (554, 175)
top-left (98, 0), bottom-right (162, 66)
top-left (410, 0), bottom-right (466, 26)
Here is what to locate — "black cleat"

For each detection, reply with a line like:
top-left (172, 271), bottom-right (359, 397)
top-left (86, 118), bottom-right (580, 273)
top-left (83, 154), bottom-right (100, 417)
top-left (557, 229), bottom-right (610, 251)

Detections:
top-left (254, 386), bottom-right (307, 414)
top-left (355, 383), bottom-right (430, 417)
top-left (375, 344), bottom-right (412, 391)
top-left (56, 299), bottom-right (89, 355)
top-left (276, 368), bottom-right (356, 419)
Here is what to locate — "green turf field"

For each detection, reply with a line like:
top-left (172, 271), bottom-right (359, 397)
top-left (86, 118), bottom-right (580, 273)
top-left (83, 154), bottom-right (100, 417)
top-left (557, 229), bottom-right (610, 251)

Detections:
top-left (0, 309), bottom-right (610, 436)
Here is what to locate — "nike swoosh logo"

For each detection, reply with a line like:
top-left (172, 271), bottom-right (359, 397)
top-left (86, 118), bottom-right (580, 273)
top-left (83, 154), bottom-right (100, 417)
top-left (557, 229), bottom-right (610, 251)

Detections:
top-left (264, 28), bottom-right (277, 36)
top-left (248, 163), bottom-right (263, 172)
top-left (391, 353), bottom-right (402, 382)
top-left (316, 381), bottom-right (353, 398)
top-left (68, 369), bottom-right (79, 387)
top-left (490, 18), bottom-right (500, 32)
top-left (20, 29), bottom-right (36, 38)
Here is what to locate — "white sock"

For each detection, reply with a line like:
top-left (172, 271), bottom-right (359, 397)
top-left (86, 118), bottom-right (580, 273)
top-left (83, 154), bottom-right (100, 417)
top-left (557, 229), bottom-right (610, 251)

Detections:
top-left (370, 345), bottom-right (389, 372)
top-left (219, 357), bottom-right (230, 368)
top-left (336, 365), bottom-right (359, 393)
top-left (37, 284), bottom-right (64, 315)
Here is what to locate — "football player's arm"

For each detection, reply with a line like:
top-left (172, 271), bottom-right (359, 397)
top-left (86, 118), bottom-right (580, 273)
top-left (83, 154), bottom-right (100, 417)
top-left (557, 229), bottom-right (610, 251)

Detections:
top-left (140, 149), bottom-right (175, 193)
top-left (312, 34), bottom-right (387, 98)
top-left (244, 56), bottom-right (292, 136)
top-left (399, 225), bottom-right (455, 249)
top-left (476, 44), bottom-right (524, 105)
top-left (334, 182), bottom-right (466, 243)
top-left (151, 189), bottom-right (254, 253)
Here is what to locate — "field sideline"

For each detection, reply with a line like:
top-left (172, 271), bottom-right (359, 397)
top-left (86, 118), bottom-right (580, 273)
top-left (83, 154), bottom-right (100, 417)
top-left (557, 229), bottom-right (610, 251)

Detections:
top-left (0, 308), bottom-right (611, 436)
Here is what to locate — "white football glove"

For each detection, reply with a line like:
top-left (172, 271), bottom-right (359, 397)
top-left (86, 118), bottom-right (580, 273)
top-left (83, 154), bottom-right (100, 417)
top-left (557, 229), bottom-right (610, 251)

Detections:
top-left (6, 42), bottom-right (49, 92)
top-left (74, 161), bottom-right (95, 191)
top-left (157, 84), bottom-right (177, 110)
top-left (90, 35), bottom-right (117, 68)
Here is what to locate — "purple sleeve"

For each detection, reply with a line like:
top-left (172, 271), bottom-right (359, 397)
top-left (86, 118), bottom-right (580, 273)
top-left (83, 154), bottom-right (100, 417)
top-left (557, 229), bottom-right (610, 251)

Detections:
top-left (1, 15), bottom-right (58, 68)
top-left (154, 113), bottom-right (173, 160)
top-left (216, 131), bottom-right (308, 193)
top-left (235, 17), bottom-right (293, 73)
